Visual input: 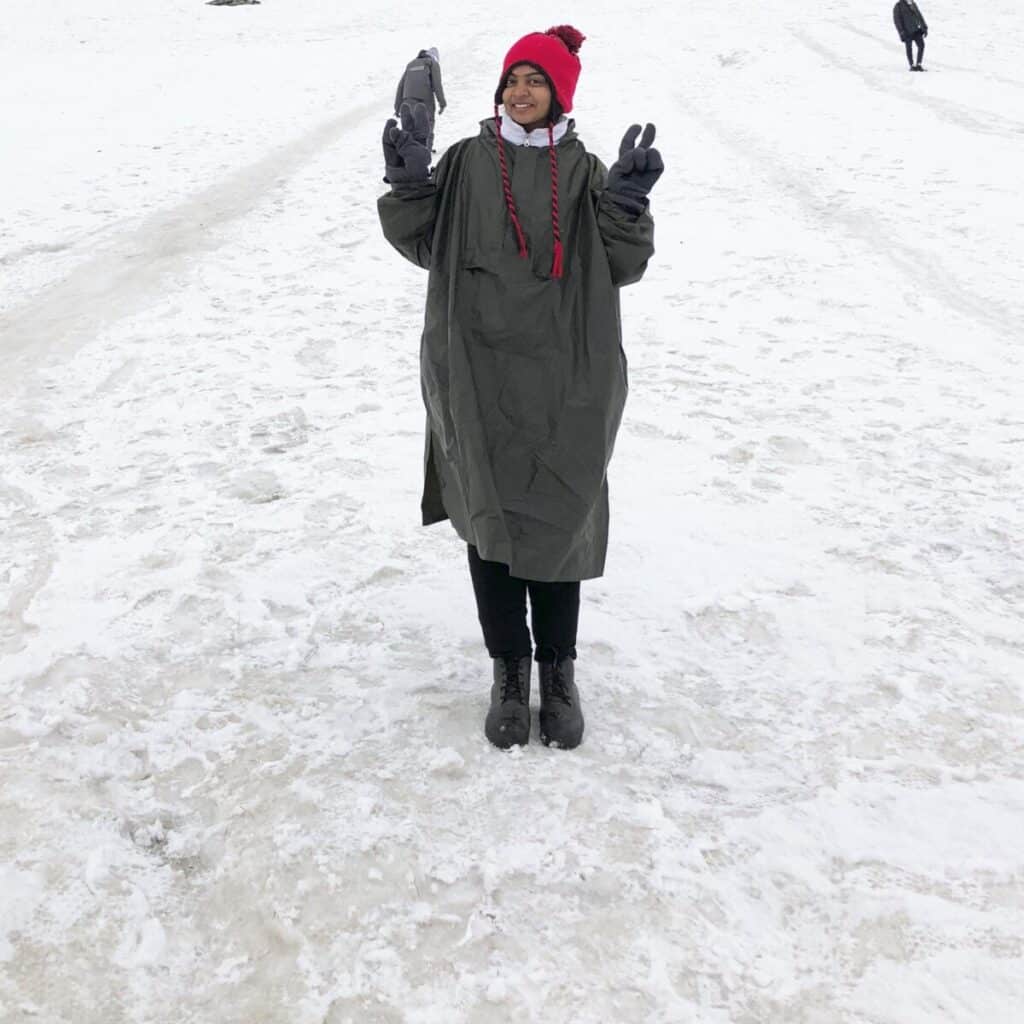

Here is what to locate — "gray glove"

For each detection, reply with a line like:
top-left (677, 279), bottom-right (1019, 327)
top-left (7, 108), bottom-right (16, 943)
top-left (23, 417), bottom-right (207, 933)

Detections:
top-left (382, 102), bottom-right (431, 184)
top-left (606, 123), bottom-right (664, 210)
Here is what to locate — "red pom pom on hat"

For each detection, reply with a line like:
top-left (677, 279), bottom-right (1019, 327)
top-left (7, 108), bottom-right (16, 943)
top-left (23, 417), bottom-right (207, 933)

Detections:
top-left (498, 24), bottom-right (586, 113)
top-left (545, 25), bottom-right (585, 55)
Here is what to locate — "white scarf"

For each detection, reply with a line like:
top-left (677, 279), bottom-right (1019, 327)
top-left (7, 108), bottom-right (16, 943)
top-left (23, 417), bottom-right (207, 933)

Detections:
top-left (498, 115), bottom-right (569, 148)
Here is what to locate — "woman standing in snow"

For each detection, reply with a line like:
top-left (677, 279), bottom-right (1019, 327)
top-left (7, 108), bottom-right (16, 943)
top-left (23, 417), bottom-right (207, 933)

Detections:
top-left (377, 26), bottom-right (662, 750)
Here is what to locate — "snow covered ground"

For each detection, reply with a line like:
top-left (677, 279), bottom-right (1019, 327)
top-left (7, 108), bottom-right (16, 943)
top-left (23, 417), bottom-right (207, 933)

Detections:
top-left (2, 0), bottom-right (1023, 1020)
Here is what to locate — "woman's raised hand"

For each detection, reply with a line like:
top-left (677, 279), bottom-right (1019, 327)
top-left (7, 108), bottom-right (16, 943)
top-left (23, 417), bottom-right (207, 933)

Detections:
top-left (382, 102), bottom-right (432, 184)
top-left (606, 123), bottom-right (664, 206)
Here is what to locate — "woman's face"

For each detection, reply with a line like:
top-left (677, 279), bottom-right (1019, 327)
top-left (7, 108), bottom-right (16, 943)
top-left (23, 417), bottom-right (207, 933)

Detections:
top-left (502, 64), bottom-right (552, 131)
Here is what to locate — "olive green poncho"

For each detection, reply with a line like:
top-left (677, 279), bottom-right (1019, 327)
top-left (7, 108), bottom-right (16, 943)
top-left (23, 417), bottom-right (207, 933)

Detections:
top-left (378, 118), bottom-right (654, 581)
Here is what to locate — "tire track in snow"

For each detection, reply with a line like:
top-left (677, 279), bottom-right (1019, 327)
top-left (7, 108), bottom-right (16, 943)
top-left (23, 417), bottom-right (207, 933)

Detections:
top-left (836, 19), bottom-right (1024, 93)
top-left (676, 94), bottom-right (1021, 358)
top-left (0, 100), bottom-right (381, 393)
top-left (794, 27), bottom-right (1024, 138)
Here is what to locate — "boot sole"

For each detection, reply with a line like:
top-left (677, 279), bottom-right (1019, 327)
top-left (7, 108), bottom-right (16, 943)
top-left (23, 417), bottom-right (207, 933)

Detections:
top-left (540, 734), bottom-right (583, 749)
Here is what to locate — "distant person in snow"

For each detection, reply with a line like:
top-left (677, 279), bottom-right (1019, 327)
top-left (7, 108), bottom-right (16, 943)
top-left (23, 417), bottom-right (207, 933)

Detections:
top-left (394, 47), bottom-right (446, 152)
top-left (893, 0), bottom-right (929, 71)
top-left (378, 26), bottom-right (662, 750)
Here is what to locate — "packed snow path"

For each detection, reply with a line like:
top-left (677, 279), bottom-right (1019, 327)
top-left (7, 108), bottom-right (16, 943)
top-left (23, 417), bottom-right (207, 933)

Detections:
top-left (2, 2), bottom-right (1022, 1022)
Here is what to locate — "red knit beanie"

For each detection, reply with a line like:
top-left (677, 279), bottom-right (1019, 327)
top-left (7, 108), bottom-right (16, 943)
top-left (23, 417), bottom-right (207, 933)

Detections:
top-left (495, 25), bottom-right (585, 114)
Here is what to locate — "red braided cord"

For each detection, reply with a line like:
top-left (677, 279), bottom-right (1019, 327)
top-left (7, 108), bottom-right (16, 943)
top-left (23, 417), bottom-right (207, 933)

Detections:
top-left (493, 108), bottom-right (528, 259)
top-left (548, 123), bottom-right (563, 279)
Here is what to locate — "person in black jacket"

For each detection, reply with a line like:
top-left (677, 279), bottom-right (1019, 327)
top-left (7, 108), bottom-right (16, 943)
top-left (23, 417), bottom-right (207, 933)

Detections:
top-left (893, 0), bottom-right (929, 71)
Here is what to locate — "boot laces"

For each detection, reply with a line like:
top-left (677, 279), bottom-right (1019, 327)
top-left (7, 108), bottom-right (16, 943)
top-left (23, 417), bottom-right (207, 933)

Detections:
top-left (547, 661), bottom-right (573, 705)
top-left (501, 659), bottom-right (525, 703)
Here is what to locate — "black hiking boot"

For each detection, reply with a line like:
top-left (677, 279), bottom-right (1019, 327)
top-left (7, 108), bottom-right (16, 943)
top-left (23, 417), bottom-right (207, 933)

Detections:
top-left (539, 657), bottom-right (584, 749)
top-left (485, 656), bottom-right (531, 748)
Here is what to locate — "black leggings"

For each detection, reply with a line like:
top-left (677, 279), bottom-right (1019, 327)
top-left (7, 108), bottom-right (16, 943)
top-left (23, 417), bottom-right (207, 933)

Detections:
top-left (905, 32), bottom-right (925, 66)
top-left (467, 545), bottom-right (580, 663)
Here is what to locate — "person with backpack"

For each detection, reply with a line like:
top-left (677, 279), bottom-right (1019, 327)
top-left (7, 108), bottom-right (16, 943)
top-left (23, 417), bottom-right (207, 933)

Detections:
top-left (394, 47), bottom-right (447, 151)
top-left (377, 26), bottom-right (662, 750)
